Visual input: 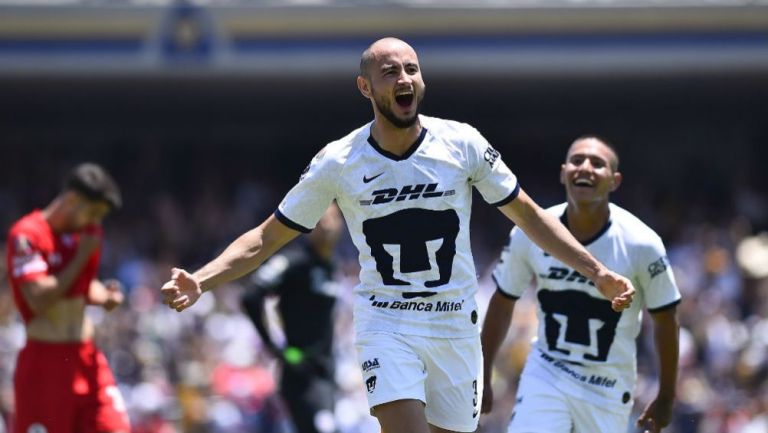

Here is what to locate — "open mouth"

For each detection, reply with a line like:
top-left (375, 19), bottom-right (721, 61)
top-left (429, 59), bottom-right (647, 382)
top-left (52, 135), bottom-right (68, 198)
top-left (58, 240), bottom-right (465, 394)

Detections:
top-left (573, 178), bottom-right (594, 187)
top-left (395, 91), bottom-right (414, 108)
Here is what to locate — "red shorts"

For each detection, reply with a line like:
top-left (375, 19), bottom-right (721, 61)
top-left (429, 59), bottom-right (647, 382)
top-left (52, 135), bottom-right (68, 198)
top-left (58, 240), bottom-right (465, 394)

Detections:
top-left (14, 340), bottom-right (131, 433)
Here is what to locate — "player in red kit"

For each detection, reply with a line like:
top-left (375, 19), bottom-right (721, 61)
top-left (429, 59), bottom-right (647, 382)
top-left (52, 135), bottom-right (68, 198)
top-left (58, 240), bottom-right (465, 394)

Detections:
top-left (6, 163), bottom-right (130, 433)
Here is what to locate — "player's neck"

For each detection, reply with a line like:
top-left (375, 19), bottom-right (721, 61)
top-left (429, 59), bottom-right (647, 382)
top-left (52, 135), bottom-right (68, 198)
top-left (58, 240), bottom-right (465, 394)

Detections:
top-left (370, 118), bottom-right (422, 157)
top-left (41, 197), bottom-right (66, 233)
top-left (565, 202), bottom-right (611, 242)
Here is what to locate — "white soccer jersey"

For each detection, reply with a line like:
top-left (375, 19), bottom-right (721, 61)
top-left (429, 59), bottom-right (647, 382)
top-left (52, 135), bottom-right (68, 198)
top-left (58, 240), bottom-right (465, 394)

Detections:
top-left (277, 115), bottom-right (519, 338)
top-left (493, 203), bottom-right (681, 411)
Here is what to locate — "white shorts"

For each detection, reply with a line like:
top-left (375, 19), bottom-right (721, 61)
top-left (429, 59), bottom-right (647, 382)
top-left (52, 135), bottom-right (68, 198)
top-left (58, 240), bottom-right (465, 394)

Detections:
top-left (355, 331), bottom-right (482, 432)
top-left (507, 371), bottom-right (632, 433)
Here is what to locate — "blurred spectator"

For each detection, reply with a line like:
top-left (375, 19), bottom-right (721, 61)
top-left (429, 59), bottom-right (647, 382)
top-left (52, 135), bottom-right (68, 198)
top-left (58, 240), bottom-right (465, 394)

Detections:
top-left (241, 205), bottom-right (344, 433)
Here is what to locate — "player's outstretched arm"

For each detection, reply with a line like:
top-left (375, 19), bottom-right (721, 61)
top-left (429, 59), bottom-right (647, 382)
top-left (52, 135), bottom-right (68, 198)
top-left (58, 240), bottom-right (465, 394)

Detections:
top-left (161, 214), bottom-right (301, 312)
top-left (498, 189), bottom-right (634, 311)
top-left (480, 290), bottom-right (517, 414)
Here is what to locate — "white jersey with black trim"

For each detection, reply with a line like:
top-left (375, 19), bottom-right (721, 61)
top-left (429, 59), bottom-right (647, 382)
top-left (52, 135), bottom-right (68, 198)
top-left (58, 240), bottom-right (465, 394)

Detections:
top-left (492, 203), bottom-right (681, 410)
top-left (277, 115), bottom-right (519, 338)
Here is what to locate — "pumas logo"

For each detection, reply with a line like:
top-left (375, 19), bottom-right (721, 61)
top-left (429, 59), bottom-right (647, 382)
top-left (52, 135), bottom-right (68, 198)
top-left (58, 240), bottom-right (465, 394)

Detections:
top-left (362, 358), bottom-right (380, 372)
top-left (359, 183), bottom-right (455, 206)
top-left (366, 375), bottom-right (377, 393)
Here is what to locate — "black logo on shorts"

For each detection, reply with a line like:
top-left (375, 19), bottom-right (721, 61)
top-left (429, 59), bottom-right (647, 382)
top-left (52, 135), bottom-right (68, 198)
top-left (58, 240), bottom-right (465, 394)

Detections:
top-left (362, 358), bottom-right (380, 372)
top-left (366, 376), bottom-right (377, 393)
top-left (622, 392), bottom-right (631, 404)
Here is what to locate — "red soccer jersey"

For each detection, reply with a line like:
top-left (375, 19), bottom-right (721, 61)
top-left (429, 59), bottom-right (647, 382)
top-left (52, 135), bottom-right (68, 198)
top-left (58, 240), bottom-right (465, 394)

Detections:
top-left (6, 210), bottom-right (101, 323)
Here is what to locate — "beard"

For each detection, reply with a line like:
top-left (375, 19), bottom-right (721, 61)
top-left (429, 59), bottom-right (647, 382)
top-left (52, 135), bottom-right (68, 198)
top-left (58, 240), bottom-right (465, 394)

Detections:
top-left (372, 89), bottom-right (423, 129)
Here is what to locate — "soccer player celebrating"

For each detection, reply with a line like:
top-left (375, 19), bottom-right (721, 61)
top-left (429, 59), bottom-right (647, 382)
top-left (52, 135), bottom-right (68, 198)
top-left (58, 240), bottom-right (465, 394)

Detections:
top-left (481, 136), bottom-right (681, 433)
top-left (6, 163), bottom-right (130, 433)
top-left (161, 38), bottom-right (634, 433)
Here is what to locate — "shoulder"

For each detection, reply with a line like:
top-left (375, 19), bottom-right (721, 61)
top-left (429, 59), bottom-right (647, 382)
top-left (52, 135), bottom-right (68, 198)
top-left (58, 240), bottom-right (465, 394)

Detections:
top-left (609, 204), bottom-right (665, 250)
top-left (298, 128), bottom-right (364, 182)
top-left (546, 202), bottom-right (568, 218)
top-left (422, 115), bottom-right (483, 142)
top-left (322, 122), bottom-right (370, 163)
top-left (509, 203), bottom-right (566, 245)
top-left (9, 212), bottom-right (46, 240)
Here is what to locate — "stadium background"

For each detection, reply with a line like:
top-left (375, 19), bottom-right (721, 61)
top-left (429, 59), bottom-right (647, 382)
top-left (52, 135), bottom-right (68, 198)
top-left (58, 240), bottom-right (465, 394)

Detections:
top-left (1, 1), bottom-right (767, 432)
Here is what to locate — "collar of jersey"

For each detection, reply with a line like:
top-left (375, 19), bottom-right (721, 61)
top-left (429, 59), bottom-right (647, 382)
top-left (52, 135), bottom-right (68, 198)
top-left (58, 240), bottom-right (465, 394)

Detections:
top-left (560, 211), bottom-right (612, 247)
top-left (367, 127), bottom-right (428, 161)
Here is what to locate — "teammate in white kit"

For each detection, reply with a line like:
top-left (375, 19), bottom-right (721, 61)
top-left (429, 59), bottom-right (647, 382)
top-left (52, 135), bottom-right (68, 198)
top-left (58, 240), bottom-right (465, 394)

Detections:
top-left (481, 136), bottom-right (681, 433)
top-left (160, 38), bottom-right (636, 433)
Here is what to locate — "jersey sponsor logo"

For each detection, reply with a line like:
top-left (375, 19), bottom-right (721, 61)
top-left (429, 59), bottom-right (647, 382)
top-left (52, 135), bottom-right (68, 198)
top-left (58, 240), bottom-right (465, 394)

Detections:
top-left (358, 183), bottom-right (455, 206)
top-left (366, 375), bottom-right (377, 393)
top-left (362, 358), bottom-right (380, 372)
top-left (363, 172), bottom-right (385, 183)
top-left (363, 208), bottom-right (459, 288)
top-left (368, 295), bottom-right (464, 312)
top-left (484, 146), bottom-right (500, 168)
top-left (538, 289), bottom-right (621, 362)
top-left (540, 351), bottom-right (620, 390)
top-left (13, 235), bottom-right (33, 255)
top-left (540, 351), bottom-right (587, 382)
top-left (587, 374), bottom-right (617, 388)
top-left (648, 256), bottom-right (668, 278)
top-left (539, 266), bottom-right (595, 286)
top-left (12, 253), bottom-right (47, 277)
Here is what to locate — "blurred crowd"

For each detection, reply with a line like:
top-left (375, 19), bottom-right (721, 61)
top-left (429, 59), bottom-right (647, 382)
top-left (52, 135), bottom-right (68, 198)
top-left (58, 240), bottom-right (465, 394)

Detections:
top-left (0, 151), bottom-right (767, 433)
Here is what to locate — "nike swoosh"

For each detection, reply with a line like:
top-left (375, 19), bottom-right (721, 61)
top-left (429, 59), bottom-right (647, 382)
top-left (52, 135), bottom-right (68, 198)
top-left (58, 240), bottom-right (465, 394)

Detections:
top-left (363, 172), bottom-right (385, 183)
top-left (472, 410), bottom-right (479, 418)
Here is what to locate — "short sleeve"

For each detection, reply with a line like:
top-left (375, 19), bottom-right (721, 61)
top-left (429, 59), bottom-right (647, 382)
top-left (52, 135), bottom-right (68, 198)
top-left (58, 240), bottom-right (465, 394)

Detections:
top-left (491, 227), bottom-right (534, 299)
top-left (466, 126), bottom-right (519, 207)
top-left (276, 146), bottom-right (338, 233)
top-left (635, 236), bottom-right (682, 312)
top-left (7, 231), bottom-right (48, 285)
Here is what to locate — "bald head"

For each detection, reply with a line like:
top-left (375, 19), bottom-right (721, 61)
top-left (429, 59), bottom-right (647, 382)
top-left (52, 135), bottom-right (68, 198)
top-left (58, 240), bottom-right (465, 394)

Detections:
top-left (359, 37), bottom-right (417, 78)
